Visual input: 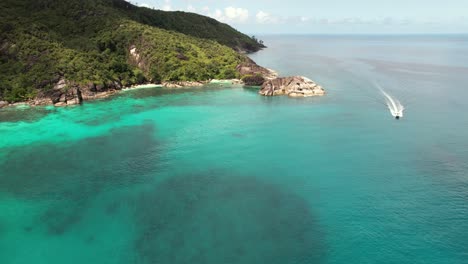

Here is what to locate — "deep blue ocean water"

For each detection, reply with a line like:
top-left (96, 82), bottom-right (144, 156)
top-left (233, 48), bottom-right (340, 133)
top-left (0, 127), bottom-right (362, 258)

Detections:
top-left (1, 35), bottom-right (468, 264)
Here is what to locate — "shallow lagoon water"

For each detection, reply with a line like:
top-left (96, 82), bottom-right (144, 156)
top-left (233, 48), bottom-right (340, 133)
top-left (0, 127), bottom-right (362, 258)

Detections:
top-left (1, 35), bottom-right (468, 263)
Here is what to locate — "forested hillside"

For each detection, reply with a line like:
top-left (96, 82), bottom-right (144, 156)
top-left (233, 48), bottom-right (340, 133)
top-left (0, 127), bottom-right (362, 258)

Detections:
top-left (0, 0), bottom-right (264, 102)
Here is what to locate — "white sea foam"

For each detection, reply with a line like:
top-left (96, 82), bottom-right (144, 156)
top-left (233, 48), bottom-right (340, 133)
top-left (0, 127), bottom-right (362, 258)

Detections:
top-left (122, 84), bottom-right (163, 91)
top-left (376, 83), bottom-right (405, 118)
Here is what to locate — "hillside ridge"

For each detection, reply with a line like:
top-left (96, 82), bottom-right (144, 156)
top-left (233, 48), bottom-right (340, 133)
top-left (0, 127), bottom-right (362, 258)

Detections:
top-left (0, 0), bottom-right (265, 103)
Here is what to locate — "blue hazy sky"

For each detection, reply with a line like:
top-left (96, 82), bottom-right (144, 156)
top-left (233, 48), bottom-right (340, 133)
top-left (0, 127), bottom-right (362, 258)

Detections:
top-left (132, 0), bottom-right (468, 34)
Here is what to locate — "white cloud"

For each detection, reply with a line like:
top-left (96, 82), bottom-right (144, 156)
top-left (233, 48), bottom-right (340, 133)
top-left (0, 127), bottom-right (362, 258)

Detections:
top-left (209, 7), bottom-right (249, 24)
top-left (161, 0), bottom-right (171, 11)
top-left (314, 17), bottom-right (411, 25)
top-left (255, 12), bottom-right (312, 25)
top-left (213, 9), bottom-right (223, 19)
top-left (186, 5), bottom-right (196, 13)
top-left (201, 6), bottom-right (210, 14)
top-left (137, 3), bottom-right (153, 8)
top-left (256, 11), bottom-right (271, 24)
top-left (225, 7), bottom-right (249, 22)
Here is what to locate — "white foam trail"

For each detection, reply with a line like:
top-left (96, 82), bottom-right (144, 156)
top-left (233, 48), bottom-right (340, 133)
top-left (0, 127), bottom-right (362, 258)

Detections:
top-left (376, 83), bottom-right (405, 118)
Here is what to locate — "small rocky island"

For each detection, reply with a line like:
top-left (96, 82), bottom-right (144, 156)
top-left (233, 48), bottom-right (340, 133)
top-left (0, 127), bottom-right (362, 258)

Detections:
top-left (259, 76), bottom-right (325, 97)
top-left (237, 59), bottom-right (325, 98)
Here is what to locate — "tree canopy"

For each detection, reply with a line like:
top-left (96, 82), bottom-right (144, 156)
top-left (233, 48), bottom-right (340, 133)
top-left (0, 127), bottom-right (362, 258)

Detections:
top-left (0, 0), bottom-right (264, 102)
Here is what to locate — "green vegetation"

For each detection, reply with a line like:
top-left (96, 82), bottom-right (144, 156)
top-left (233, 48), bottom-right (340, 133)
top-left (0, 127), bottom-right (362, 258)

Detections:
top-left (0, 0), bottom-right (264, 102)
top-left (112, 1), bottom-right (265, 53)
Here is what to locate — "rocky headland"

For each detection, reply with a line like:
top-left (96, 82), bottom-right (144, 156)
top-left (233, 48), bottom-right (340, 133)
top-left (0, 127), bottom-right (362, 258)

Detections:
top-left (237, 59), bottom-right (325, 98)
top-left (237, 57), bottom-right (279, 81)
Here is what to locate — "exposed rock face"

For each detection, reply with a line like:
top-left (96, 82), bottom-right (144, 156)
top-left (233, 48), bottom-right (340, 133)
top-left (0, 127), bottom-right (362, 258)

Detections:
top-left (33, 98), bottom-right (54, 106)
top-left (0, 101), bottom-right (8, 108)
top-left (242, 74), bottom-right (265, 86)
top-left (210, 79), bottom-right (243, 85)
top-left (33, 79), bottom-right (88, 106)
top-left (129, 45), bottom-right (147, 70)
top-left (54, 102), bottom-right (67, 107)
top-left (81, 90), bottom-right (117, 101)
top-left (19, 78), bottom-right (210, 107)
top-left (236, 57), bottom-right (278, 81)
top-left (259, 76), bottom-right (325, 97)
top-left (162, 81), bottom-right (206, 88)
top-left (129, 46), bottom-right (140, 62)
top-left (54, 78), bottom-right (67, 91)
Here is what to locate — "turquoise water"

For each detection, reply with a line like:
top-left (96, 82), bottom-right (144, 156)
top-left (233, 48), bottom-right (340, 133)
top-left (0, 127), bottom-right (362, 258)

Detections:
top-left (1, 35), bottom-right (468, 263)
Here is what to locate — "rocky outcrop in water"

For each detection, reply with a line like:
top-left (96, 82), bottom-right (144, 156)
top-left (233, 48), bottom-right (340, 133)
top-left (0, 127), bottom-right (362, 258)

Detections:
top-left (0, 101), bottom-right (8, 108)
top-left (241, 74), bottom-right (265, 86)
top-left (236, 57), bottom-right (278, 82)
top-left (162, 81), bottom-right (207, 88)
top-left (259, 76), bottom-right (325, 97)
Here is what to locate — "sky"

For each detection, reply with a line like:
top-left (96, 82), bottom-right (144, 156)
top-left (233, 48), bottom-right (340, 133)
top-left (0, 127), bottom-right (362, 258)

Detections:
top-left (131, 0), bottom-right (468, 34)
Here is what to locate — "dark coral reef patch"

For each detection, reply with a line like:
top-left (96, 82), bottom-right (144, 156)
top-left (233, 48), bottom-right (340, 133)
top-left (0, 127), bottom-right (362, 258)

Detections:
top-left (133, 173), bottom-right (326, 264)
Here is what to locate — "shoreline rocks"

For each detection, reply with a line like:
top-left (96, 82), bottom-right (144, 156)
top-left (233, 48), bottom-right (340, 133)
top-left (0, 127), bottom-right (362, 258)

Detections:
top-left (236, 57), bottom-right (325, 98)
top-left (237, 57), bottom-right (278, 81)
top-left (0, 58), bottom-right (326, 108)
top-left (242, 74), bottom-right (265, 86)
top-left (259, 76), bottom-right (325, 97)
top-left (0, 79), bottom-right (227, 108)
top-left (162, 81), bottom-right (207, 88)
top-left (33, 80), bottom-right (84, 107)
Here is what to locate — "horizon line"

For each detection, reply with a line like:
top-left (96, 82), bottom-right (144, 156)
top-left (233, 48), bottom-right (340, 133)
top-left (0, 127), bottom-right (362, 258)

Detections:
top-left (247, 33), bottom-right (468, 36)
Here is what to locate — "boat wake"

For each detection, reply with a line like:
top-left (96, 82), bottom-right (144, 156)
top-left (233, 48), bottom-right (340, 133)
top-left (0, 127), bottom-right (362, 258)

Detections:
top-left (377, 85), bottom-right (405, 119)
